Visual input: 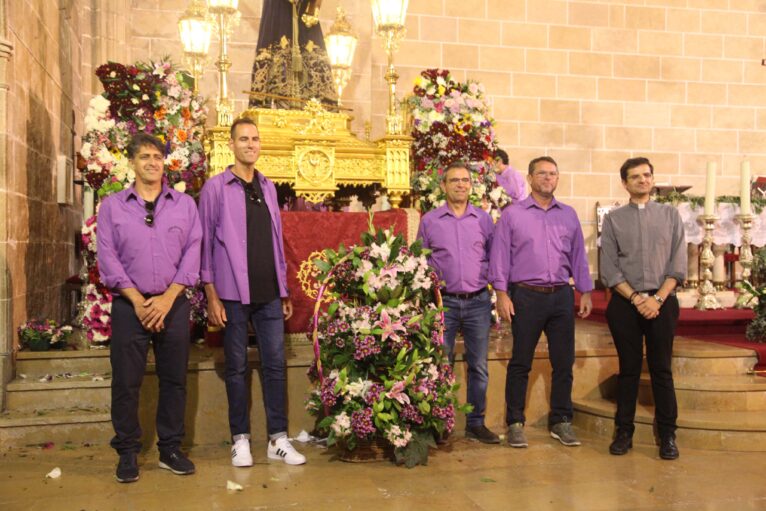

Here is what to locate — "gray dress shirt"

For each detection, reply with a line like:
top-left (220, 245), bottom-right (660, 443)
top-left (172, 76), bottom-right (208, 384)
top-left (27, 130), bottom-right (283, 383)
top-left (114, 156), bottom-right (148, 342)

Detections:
top-left (600, 201), bottom-right (687, 291)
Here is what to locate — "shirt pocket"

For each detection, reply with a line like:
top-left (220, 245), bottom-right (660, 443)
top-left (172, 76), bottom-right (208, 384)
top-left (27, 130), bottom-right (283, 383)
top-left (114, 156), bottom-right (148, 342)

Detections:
top-left (164, 225), bottom-right (185, 262)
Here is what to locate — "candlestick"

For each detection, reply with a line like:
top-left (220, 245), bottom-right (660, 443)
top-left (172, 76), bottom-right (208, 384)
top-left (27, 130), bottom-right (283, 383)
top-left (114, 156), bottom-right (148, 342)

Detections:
top-left (735, 214), bottom-right (755, 309)
top-left (741, 160), bottom-right (752, 216)
top-left (695, 215), bottom-right (723, 310)
top-left (704, 161), bottom-right (717, 216)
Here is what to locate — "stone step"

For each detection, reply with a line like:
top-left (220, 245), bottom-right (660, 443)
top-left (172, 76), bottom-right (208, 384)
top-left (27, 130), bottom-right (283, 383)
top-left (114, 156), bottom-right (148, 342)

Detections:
top-left (573, 397), bottom-right (766, 452)
top-left (0, 407), bottom-right (112, 447)
top-left (6, 376), bottom-right (112, 412)
top-left (638, 374), bottom-right (766, 412)
top-left (655, 340), bottom-right (757, 376)
top-left (15, 350), bottom-right (111, 376)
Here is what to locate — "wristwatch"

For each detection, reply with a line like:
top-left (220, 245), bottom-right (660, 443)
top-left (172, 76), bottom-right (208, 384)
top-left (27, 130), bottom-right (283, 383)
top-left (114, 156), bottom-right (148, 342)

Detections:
top-left (653, 294), bottom-right (665, 305)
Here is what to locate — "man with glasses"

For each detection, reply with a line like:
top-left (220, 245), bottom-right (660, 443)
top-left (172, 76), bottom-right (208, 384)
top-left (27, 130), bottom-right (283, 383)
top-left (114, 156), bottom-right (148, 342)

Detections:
top-left (489, 156), bottom-right (593, 448)
top-left (97, 132), bottom-right (202, 482)
top-left (417, 162), bottom-right (500, 444)
top-left (600, 157), bottom-right (686, 460)
top-left (199, 117), bottom-right (306, 467)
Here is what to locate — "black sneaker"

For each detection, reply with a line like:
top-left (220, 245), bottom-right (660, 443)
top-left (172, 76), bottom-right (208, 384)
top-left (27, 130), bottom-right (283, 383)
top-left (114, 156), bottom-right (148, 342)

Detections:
top-left (115, 453), bottom-right (139, 483)
top-left (465, 424), bottom-right (501, 444)
top-left (609, 430), bottom-right (633, 455)
top-left (158, 449), bottom-right (196, 475)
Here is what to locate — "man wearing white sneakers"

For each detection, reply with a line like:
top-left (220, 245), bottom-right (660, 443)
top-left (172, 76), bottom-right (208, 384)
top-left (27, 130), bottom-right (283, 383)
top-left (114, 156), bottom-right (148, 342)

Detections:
top-left (199, 117), bottom-right (306, 466)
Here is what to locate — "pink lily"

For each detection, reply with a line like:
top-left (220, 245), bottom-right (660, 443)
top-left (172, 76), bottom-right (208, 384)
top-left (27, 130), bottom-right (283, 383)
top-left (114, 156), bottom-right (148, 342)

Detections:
top-left (376, 310), bottom-right (406, 344)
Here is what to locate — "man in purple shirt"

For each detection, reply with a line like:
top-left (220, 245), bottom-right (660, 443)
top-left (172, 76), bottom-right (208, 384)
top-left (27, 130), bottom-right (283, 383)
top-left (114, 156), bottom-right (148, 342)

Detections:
top-left (489, 156), bottom-right (593, 448)
top-left (494, 149), bottom-right (526, 201)
top-left (417, 162), bottom-right (500, 444)
top-left (97, 133), bottom-right (202, 483)
top-left (199, 117), bottom-right (305, 467)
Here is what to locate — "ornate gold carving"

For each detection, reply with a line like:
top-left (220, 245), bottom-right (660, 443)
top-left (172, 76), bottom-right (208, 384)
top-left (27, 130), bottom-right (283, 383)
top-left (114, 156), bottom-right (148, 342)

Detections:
top-left (298, 250), bottom-right (333, 302)
top-left (297, 147), bottom-right (333, 187)
top-left (297, 98), bottom-right (335, 135)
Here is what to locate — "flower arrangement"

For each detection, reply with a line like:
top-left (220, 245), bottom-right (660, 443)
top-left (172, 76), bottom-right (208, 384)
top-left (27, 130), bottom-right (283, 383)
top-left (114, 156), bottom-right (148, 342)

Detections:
top-left (80, 59), bottom-right (207, 198)
top-left (307, 224), bottom-right (468, 467)
top-left (18, 320), bottom-right (73, 351)
top-left (186, 284), bottom-right (208, 328)
top-left (407, 69), bottom-right (510, 220)
top-left (77, 216), bottom-right (112, 346)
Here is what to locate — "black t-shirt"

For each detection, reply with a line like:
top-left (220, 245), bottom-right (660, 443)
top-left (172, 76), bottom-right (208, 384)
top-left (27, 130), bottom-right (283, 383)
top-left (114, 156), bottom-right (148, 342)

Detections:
top-left (238, 175), bottom-right (279, 305)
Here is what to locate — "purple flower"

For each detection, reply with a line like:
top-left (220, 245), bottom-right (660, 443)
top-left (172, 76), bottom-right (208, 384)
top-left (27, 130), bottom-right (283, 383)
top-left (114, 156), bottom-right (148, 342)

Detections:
top-left (350, 408), bottom-right (375, 438)
top-left (353, 335), bottom-right (380, 360)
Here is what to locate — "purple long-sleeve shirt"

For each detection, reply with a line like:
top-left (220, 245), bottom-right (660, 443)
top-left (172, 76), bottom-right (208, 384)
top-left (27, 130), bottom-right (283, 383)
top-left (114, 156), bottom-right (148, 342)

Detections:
top-left (417, 204), bottom-right (494, 294)
top-left (97, 185), bottom-right (202, 295)
top-left (496, 167), bottom-right (527, 201)
top-left (198, 166), bottom-right (288, 303)
top-left (489, 195), bottom-right (593, 294)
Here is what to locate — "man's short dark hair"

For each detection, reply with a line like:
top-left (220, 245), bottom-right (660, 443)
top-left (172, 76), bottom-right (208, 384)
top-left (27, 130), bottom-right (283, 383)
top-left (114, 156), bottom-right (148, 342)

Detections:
top-left (230, 117), bottom-right (258, 139)
top-left (528, 156), bottom-right (558, 175)
top-left (127, 132), bottom-right (165, 159)
top-left (441, 161), bottom-right (470, 181)
top-left (495, 149), bottom-right (509, 165)
top-left (620, 157), bottom-right (654, 181)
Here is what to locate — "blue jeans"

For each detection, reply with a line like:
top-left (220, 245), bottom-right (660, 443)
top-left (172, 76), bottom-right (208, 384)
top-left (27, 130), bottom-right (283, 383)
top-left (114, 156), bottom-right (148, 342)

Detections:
top-left (442, 289), bottom-right (492, 428)
top-left (506, 285), bottom-right (575, 427)
top-left (222, 298), bottom-right (288, 438)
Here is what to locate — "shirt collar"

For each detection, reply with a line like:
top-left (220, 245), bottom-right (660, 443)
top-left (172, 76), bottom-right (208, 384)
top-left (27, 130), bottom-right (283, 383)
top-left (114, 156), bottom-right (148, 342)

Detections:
top-left (627, 200), bottom-right (654, 209)
top-left (436, 203), bottom-right (479, 219)
top-left (519, 194), bottom-right (560, 210)
top-left (126, 183), bottom-right (174, 202)
top-left (224, 165), bottom-right (265, 186)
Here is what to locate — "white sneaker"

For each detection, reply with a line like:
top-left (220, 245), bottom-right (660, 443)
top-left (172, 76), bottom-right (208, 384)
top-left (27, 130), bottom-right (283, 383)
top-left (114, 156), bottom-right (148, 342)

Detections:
top-left (231, 437), bottom-right (253, 467)
top-left (267, 436), bottom-right (306, 465)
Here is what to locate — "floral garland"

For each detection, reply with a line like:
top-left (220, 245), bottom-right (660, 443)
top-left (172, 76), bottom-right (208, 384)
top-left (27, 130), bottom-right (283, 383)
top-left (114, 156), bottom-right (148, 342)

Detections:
top-left (76, 59), bottom-right (208, 347)
top-left (81, 59), bottom-right (207, 198)
top-left (407, 69), bottom-right (510, 220)
top-left (307, 226), bottom-right (468, 467)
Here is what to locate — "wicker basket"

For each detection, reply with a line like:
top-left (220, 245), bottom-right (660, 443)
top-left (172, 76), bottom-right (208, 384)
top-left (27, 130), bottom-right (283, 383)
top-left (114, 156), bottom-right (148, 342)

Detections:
top-left (338, 436), bottom-right (394, 463)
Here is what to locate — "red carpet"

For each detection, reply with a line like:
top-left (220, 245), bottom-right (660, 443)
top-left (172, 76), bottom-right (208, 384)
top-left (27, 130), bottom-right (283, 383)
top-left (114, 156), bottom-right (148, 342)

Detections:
top-left (582, 290), bottom-right (755, 336)
top-left (579, 291), bottom-right (766, 374)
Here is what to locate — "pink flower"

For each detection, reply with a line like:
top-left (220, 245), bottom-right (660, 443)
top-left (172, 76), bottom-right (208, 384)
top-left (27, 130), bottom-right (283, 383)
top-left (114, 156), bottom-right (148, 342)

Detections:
top-left (386, 381), bottom-right (410, 405)
top-left (375, 310), bottom-right (406, 344)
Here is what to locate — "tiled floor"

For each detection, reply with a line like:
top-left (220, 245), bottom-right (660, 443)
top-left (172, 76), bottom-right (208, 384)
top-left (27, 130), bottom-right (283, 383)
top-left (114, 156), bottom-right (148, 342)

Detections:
top-left (2, 427), bottom-right (766, 510)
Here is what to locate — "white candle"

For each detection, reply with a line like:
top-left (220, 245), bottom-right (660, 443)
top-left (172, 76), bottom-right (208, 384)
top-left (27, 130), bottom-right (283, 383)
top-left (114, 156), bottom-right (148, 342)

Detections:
top-left (704, 161), bottom-right (717, 216)
top-left (741, 160), bottom-right (752, 216)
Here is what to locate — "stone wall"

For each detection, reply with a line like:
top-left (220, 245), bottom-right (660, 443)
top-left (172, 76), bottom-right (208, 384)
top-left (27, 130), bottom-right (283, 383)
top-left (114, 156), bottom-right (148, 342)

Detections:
top-left (127, 0), bottom-right (766, 274)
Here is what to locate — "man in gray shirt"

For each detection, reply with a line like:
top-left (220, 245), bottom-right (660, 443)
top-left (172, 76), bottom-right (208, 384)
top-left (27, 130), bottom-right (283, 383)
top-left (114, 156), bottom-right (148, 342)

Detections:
top-left (599, 157), bottom-right (686, 460)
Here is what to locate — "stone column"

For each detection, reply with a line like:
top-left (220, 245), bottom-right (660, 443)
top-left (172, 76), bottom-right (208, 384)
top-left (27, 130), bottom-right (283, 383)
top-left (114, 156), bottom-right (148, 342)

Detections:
top-left (0, 27), bottom-right (13, 409)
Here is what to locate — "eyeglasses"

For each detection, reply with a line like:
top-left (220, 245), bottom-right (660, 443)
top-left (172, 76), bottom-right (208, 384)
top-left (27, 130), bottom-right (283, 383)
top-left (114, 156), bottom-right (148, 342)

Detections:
top-left (447, 177), bottom-right (471, 184)
top-left (243, 182), bottom-right (263, 205)
top-left (532, 171), bottom-right (559, 178)
top-left (144, 200), bottom-right (155, 226)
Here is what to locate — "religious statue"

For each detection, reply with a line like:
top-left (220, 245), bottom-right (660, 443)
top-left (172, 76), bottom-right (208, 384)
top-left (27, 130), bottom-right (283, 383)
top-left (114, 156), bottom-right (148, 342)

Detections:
top-left (249, 0), bottom-right (336, 108)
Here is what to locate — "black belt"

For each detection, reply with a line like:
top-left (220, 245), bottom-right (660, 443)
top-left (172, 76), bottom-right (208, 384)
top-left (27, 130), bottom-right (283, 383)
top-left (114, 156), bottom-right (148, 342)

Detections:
top-left (442, 288), bottom-right (486, 299)
top-left (515, 282), bottom-right (569, 294)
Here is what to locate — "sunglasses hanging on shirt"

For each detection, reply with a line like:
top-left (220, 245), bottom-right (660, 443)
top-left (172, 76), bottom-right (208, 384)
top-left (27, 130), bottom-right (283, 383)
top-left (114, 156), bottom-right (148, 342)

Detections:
top-left (243, 182), bottom-right (263, 205)
top-left (144, 199), bottom-right (156, 226)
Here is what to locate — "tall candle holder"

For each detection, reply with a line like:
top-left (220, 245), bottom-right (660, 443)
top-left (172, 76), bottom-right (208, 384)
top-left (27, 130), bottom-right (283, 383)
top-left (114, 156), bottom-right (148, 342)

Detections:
top-left (735, 213), bottom-right (755, 309)
top-left (695, 215), bottom-right (724, 310)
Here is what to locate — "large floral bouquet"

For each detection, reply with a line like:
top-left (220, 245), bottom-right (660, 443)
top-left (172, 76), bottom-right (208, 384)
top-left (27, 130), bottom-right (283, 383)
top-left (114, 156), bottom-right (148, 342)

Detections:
top-left (407, 69), bottom-right (510, 220)
top-left (307, 225), bottom-right (468, 467)
top-left (77, 215), bottom-right (112, 346)
top-left (80, 59), bottom-right (207, 198)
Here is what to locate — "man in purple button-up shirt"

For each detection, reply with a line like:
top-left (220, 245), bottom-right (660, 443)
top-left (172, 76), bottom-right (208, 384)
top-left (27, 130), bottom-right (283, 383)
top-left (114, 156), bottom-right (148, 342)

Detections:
top-left (417, 162), bottom-right (499, 445)
top-left (489, 156), bottom-right (593, 449)
top-left (198, 117), bottom-right (305, 467)
top-left (97, 133), bottom-right (202, 482)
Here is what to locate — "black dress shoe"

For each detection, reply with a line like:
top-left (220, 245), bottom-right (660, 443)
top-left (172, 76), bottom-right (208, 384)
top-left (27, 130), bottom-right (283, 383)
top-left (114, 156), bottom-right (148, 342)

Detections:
top-left (609, 430), bottom-right (633, 455)
top-left (465, 424), bottom-right (501, 444)
top-left (659, 436), bottom-right (679, 460)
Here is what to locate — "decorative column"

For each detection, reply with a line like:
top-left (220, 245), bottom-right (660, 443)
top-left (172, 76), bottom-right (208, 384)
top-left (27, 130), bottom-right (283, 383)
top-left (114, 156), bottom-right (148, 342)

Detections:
top-left (0, 32), bottom-right (13, 410)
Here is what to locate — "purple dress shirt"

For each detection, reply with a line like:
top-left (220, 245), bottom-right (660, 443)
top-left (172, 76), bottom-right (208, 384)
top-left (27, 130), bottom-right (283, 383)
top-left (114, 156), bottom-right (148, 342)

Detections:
top-left (198, 166), bottom-right (288, 303)
top-left (417, 204), bottom-right (494, 293)
top-left (496, 167), bottom-right (527, 201)
top-left (489, 195), bottom-right (593, 294)
top-left (97, 185), bottom-right (202, 295)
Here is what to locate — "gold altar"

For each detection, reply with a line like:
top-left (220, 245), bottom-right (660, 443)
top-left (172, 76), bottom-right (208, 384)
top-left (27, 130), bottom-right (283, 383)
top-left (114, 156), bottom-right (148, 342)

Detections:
top-left (205, 99), bottom-right (412, 207)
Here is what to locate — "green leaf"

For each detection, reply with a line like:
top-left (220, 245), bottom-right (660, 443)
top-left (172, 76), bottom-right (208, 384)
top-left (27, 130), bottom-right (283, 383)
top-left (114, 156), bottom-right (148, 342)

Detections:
top-left (327, 301), bottom-right (339, 317)
top-left (418, 400), bottom-right (431, 414)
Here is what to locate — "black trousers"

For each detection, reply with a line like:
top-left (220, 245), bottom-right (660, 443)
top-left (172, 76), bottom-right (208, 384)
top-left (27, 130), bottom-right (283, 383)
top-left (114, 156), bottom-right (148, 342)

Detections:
top-left (605, 293), bottom-right (679, 439)
top-left (506, 285), bottom-right (575, 426)
top-left (109, 295), bottom-right (191, 455)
